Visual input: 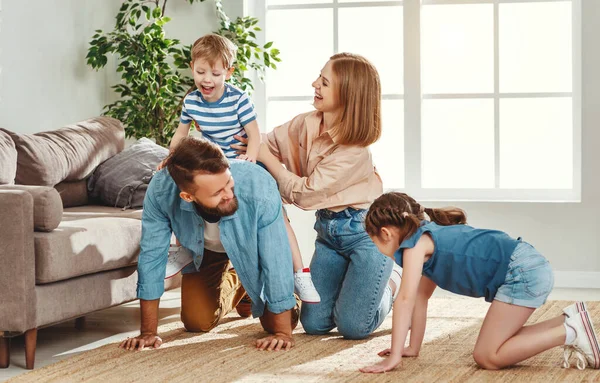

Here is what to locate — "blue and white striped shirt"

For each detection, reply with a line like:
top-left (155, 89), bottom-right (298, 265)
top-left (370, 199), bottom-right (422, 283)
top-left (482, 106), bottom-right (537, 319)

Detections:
top-left (180, 83), bottom-right (257, 158)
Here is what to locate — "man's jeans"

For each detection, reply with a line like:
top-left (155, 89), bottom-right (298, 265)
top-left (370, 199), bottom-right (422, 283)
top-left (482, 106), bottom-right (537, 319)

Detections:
top-left (300, 208), bottom-right (394, 340)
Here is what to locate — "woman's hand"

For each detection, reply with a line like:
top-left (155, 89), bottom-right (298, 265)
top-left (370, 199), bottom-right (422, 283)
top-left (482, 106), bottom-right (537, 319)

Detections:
top-left (231, 135), bottom-right (248, 154)
top-left (359, 354), bottom-right (402, 373)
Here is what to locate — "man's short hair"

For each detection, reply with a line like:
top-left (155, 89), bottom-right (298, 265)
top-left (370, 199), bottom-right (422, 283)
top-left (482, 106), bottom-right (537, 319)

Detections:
top-left (165, 137), bottom-right (230, 192)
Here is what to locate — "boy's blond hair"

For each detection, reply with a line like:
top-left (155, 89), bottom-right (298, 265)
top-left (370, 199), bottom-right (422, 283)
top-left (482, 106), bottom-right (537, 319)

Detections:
top-left (329, 53), bottom-right (382, 147)
top-left (191, 34), bottom-right (237, 69)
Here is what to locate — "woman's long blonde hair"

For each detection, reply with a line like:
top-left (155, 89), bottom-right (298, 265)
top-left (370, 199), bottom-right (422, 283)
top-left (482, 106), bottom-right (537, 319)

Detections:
top-left (329, 53), bottom-right (382, 147)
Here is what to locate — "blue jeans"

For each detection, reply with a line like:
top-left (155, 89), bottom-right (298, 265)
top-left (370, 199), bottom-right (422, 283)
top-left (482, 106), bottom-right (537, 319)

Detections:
top-left (300, 208), bottom-right (394, 339)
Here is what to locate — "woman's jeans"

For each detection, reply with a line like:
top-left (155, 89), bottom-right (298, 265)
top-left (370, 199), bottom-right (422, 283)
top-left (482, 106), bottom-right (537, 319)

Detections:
top-left (300, 208), bottom-right (394, 339)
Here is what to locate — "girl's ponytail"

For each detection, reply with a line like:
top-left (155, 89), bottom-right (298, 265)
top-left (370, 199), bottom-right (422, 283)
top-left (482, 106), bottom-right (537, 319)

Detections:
top-left (423, 207), bottom-right (467, 226)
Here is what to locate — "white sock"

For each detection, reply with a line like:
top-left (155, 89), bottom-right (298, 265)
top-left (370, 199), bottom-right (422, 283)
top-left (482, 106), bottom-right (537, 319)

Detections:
top-left (564, 323), bottom-right (576, 345)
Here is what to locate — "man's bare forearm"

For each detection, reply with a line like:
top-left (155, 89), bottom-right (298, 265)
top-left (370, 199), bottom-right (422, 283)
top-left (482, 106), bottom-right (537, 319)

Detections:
top-left (140, 299), bottom-right (160, 334)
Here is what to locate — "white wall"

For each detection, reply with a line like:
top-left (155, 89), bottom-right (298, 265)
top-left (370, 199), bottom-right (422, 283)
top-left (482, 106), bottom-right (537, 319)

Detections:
top-left (0, 0), bottom-right (120, 133)
top-left (286, 0), bottom-right (600, 287)
top-left (0, 0), bottom-right (240, 134)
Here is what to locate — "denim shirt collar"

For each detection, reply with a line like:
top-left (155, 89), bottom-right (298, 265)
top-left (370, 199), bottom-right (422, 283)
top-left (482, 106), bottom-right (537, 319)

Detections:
top-left (179, 198), bottom-right (238, 222)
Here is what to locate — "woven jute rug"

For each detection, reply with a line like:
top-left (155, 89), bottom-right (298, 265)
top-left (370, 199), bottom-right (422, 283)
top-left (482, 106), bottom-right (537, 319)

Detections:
top-left (9, 298), bottom-right (600, 383)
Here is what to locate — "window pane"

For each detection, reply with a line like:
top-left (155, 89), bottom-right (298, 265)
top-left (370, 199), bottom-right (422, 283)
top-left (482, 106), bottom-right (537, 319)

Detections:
top-left (422, 4), bottom-right (493, 94)
top-left (266, 9), bottom-right (333, 97)
top-left (500, 2), bottom-right (572, 93)
top-left (266, 101), bottom-right (315, 131)
top-left (500, 98), bottom-right (572, 189)
top-left (339, 0), bottom-right (397, 4)
top-left (268, 0), bottom-right (331, 4)
top-left (422, 99), bottom-right (494, 188)
top-left (372, 100), bottom-right (404, 189)
top-left (338, 6), bottom-right (403, 95)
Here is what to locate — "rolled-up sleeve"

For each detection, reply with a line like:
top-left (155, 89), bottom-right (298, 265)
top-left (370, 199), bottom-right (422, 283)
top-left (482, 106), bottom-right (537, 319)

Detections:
top-left (136, 188), bottom-right (172, 300)
top-left (256, 192), bottom-right (296, 314)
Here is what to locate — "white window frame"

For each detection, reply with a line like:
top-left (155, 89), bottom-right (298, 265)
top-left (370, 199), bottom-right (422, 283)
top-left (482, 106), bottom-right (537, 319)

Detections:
top-left (247, 0), bottom-right (582, 203)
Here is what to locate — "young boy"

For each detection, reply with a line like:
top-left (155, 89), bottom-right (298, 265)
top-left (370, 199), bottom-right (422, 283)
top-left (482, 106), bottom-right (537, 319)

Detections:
top-left (163, 34), bottom-right (320, 303)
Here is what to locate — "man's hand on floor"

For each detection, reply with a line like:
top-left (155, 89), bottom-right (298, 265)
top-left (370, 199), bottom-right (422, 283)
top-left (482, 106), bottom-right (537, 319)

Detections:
top-left (256, 333), bottom-right (294, 351)
top-left (118, 332), bottom-right (163, 351)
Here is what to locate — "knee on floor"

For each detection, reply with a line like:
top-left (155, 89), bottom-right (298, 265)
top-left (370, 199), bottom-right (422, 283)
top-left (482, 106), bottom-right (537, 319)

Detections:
top-left (472, 350), bottom-right (502, 370)
top-left (335, 321), bottom-right (370, 340)
top-left (300, 318), bottom-right (334, 336)
top-left (182, 309), bottom-right (222, 333)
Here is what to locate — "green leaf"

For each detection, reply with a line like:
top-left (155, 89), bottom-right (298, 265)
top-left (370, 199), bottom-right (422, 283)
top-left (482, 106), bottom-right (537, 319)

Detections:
top-left (264, 41), bottom-right (273, 49)
top-left (152, 7), bottom-right (162, 18)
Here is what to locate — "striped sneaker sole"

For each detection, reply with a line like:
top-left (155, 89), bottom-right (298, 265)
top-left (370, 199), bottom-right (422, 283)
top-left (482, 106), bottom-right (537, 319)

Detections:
top-left (580, 310), bottom-right (600, 369)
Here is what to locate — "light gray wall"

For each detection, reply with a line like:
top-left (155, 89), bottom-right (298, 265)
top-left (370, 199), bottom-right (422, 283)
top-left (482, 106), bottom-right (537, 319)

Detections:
top-left (0, 0), bottom-right (121, 133)
top-left (286, 0), bottom-right (600, 280)
top-left (0, 0), bottom-right (241, 134)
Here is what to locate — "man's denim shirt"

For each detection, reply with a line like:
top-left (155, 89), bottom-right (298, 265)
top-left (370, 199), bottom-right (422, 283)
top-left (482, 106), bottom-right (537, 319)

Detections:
top-left (137, 160), bottom-right (296, 317)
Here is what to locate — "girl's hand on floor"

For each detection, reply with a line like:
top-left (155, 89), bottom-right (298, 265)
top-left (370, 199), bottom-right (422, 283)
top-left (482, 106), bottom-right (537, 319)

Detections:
top-left (402, 346), bottom-right (419, 357)
top-left (360, 355), bottom-right (402, 373)
top-left (377, 347), bottom-right (418, 358)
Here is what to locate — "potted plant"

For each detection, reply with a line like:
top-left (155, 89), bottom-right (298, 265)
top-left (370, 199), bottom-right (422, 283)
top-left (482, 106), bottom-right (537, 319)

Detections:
top-left (87, 0), bottom-right (280, 147)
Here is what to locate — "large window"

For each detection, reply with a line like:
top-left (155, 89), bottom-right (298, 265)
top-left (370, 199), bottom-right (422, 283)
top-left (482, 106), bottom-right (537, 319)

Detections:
top-left (249, 0), bottom-right (581, 202)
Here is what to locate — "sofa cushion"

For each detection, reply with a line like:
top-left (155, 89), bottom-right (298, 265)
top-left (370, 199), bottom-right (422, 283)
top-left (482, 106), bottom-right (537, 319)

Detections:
top-left (0, 185), bottom-right (63, 232)
top-left (55, 180), bottom-right (89, 208)
top-left (34, 215), bottom-right (142, 284)
top-left (88, 138), bottom-right (168, 209)
top-left (35, 267), bottom-right (181, 328)
top-left (1, 117), bottom-right (124, 186)
top-left (0, 129), bottom-right (17, 185)
top-left (62, 205), bottom-right (143, 221)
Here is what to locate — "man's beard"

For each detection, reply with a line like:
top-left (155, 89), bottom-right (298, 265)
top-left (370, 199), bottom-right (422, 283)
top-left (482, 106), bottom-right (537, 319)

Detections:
top-left (195, 196), bottom-right (239, 217)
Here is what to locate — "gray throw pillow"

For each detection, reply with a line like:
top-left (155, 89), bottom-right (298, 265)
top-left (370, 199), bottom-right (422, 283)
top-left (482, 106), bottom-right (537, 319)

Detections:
top-left (87, 138), bottom-right (169, 209)
top-left (1, 117), bottom-right (124, 186)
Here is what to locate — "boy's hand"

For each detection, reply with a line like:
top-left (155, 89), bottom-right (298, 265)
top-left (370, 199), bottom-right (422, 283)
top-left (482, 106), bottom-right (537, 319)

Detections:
top-left (360, 354), bottom-right (402, 374)
top-left (237, 153), bottom-right (257, 163)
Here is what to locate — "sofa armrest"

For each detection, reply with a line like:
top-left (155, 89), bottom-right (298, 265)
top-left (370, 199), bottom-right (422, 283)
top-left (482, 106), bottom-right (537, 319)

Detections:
top-left (0, 190), bottom-right (37, 334)
top-left (0, 185), bottom-right (62, 232)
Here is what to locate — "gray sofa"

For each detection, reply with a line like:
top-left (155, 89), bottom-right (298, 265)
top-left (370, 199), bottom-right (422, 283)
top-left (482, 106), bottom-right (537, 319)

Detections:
top-left (0, 117), bottom-right (180, 369)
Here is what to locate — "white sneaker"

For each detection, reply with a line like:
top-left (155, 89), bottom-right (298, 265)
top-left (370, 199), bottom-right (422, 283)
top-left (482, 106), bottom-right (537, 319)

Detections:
top-left (562, 301), bottom-right (589, 369)
top-left (563, 302), bottom-right (588, 318)
top-left (165, 245), bottom-right (194, 279)
top-left (563, 310), bottom-right (600, 369)
top-left (294, 268), bottom-right (321, 303)
top-left (390, 263), bottom-right (402, 302)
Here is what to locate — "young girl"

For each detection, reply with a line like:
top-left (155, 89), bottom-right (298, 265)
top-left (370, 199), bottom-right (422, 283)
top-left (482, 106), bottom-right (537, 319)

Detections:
top-left (234, 53), bottom-right (402, 339)
top-left (360, 192), bottom-right (600, 373)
